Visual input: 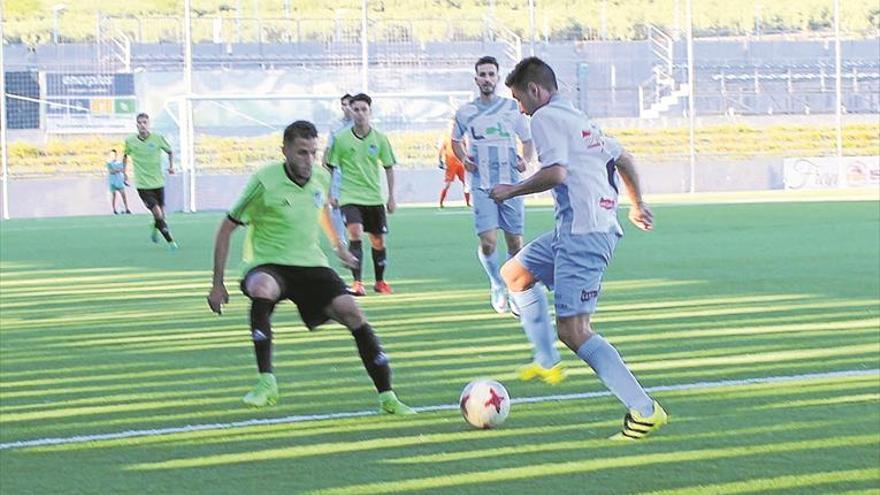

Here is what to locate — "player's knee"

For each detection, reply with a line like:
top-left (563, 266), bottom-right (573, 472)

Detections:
top-left (347, 226), bottom-right (363, 241)
top-left (244, 272), bottom-right (281, 301)
top-left (330, 295), bottom-right (367, 328)
top-left (500, 259), bottom-right (532, 292)
top-left (479, 238), bottom-right (496, 255)
top-left (369, 235), bottom-right (385, 250)
top-left (506, 236), bottom-right (523, 254)
top-left (556, 316), bottom-right (593, 351)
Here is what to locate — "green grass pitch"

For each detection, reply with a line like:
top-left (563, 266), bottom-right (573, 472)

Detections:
top-left (1, 200), bottom-right (878, 494)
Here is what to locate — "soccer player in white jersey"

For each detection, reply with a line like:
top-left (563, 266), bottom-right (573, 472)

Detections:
top-left (453, 56), bottom-right (535, 315)
top-left (490, 57), bottom-right (668, 440)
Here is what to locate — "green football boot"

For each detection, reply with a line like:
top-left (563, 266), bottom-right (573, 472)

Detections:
top-left (379, 390), bottom-right (417, 415)
top-left (242, 373), bottom-right (279, 408)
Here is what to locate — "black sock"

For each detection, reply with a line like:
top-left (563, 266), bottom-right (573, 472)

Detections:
top-left (351, 323), bottom-right (391, 393)
top-left (349, 240), bottom-right (363, 281)
top-left (155, 218), bottom-right (174, 243)
top-left (371, 248), bottom-right (387, 282)
top-left (250, 298), bottom-right (276, 373)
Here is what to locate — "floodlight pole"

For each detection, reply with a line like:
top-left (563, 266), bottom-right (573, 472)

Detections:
top-left (361, 0), bottom-right (369, 92)
top-left (0, 6), bottom-right (9, 220)
top-left (183, 0), bottom-right (196, 212)
top-left (833, 0), bottom-right (844, 188)
top-left (685, 0), bottom-right (696, 193)
top-left (528, 0), bottom-right (536, 56)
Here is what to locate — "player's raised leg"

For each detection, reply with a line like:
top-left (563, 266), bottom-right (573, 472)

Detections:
top-left (501, 233), bottom-right (565, 385)
top-left (240, 269), bottom-right (281, 407)
top-left (325, 294), bottom-right (415, 415)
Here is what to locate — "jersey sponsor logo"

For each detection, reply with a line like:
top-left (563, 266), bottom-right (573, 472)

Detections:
top-left (470, 122), bottom-right (510, 141)
top-left (368, 144), bottom-right (379, 156)
top-left (582, 129), bottom-right (600, 149)
top-left (599, 197), bottom-right (616, 210)
top-left (580, 289), bottom-right (599, 302)
top-left (313, 190), bottom-right (324, 208)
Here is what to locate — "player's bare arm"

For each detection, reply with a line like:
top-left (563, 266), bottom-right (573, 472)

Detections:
top-left (319, 204), bottom-right (358, 268)
top-left (615, 150), bottom-right (653, 231)
top-left (451, 139), bottom-right (476, 172)
top-left (490, 164), bottom-right (566, 203)
top-left (166, 149), bottom-right (175, 175)
top-left (385, 166), bottom-right (397, 213)
top-left (517, 140), bottom-right (536, 172)
top-left (121, 153), bottom-right (129, 184)
top-left (208, 217), bottom-right (238, 314)
top-left (437, 146), bottom-right (446, 169)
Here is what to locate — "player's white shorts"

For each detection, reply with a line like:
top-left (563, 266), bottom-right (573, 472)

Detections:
top-left (471, 187), bottom-right (524, 236)
top-left (515, 230), bottom-right (619, 317)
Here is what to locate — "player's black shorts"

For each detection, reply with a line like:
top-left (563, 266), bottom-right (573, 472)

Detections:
top-left (340, 204), bottom-right (388, 235)
top-left (240, 264), bottom-right (349, 330)
top-left (137, 187), bottom-right (165, 210)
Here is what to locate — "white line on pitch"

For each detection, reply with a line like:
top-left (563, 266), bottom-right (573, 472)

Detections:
top-left (1, 368), bottom-right (877, 451)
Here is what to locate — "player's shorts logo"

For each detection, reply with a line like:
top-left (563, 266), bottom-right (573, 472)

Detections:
top-left (580, 289), bottom-right (599, 302)
top-left (599, 198), bottom-right (616, 210)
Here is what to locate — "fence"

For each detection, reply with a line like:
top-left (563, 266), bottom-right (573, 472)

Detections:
top-left (2, 2), bottom-right (879, 219)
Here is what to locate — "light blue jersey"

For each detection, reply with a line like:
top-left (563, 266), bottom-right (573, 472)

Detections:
top-left (327, 117), bottom-right (353, 200)
top-left (107, 160), bottom-right (125, 191)
top-left (327, 117), bottom-right (352, 242)
top-left (452, 95), bottom-right (531, 191)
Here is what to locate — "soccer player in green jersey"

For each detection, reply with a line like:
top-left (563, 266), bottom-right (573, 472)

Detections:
top-left (207, 120), bottom-right (415, 415)
top-left (327, 93), bottom-right (398, 296)
top-left (123, 113), bottom-right (177, 249)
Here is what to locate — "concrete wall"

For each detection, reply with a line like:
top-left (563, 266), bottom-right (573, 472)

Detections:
top-left (1, 160), bottom-right (787, 219)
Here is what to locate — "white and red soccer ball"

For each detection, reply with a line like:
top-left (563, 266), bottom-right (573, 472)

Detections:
top-left (459, 380), bottom-right (510, 429)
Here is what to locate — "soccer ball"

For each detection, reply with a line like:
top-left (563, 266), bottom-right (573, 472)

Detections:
top-left (459, 380), bottom-right (510, 429)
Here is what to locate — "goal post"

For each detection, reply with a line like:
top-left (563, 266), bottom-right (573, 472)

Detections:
top-left (176, 90), bottom-right (473, 212)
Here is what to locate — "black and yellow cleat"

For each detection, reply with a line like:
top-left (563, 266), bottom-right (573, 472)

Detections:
top-left (609, 400), bottom-right (668, 440)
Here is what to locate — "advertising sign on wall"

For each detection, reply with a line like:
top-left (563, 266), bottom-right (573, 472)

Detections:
top-left (783, 156), bottom-right (880, 189)
top-left (45, 73), bottom-right (137, 133)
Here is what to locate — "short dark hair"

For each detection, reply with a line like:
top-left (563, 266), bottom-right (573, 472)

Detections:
top-left (341, 93), bottom-right (353, 103)
top-left (350, 93), bottom-right (372, 107)
top-left (474, 55), bottom-right (499, 72)
top-left (505, 57), bottom-right (558, 92)
top-left (136, 112), bottom-right (149, 120)
top-left (283, 120), bottom-right (318, 143)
